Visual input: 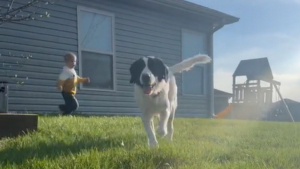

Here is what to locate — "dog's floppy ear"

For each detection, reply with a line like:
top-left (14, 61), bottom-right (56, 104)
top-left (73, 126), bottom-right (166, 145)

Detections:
top-left (129, 58), bottom-right (145, 84)
top-left (150, 57), bottom-right (169, 82)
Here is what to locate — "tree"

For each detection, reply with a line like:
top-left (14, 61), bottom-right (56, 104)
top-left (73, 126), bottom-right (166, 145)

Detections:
top-left (0, 0), bottom-right (57, 25)
top-left (0, 0), bottom-right (59, 84)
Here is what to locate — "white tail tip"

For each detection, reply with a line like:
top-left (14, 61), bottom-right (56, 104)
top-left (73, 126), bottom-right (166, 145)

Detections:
top-left (193, 54), bottom-right (212, 63)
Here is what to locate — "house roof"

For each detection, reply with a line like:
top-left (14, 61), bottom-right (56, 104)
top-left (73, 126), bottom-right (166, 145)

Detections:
top-left (274, 98), bottom-right (300, 105)
top-left (233, 57), bottom-right (274, 82)
top-left (214, 89), bottom-right (232, 97)
top-left (120, 0), bottom-right (239, 27)
top-left (147, 0), bottom-right (240, 25)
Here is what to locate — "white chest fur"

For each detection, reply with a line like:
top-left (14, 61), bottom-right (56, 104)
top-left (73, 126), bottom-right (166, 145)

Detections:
top-left (134, 85), bottom-right (169, 114)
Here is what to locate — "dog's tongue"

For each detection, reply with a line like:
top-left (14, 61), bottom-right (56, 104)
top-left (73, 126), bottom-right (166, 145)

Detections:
top-left (143, 87), bottom-right (152, 95)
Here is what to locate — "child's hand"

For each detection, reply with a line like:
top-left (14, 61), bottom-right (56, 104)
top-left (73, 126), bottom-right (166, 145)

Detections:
top-left (85, 77), bottom-right (90, 83)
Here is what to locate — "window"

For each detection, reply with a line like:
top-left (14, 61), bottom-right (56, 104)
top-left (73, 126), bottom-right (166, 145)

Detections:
top-left (181, 30), bottom-right (207, 95)
top-left (77, 6), bottom-right (115, 91)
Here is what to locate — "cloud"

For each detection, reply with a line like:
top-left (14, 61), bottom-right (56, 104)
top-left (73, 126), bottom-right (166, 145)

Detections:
top-left (215, 47), bottom-right (272, 74)
top-left (215, 32), bottom-right (300, 71)
top-left (273, 73), bottom-right (300, 101)
top-left (188, 0), bottom-right (300, 7)
top-left (214, 68), bottom-right (232, 93)
top-left (294, 0), bottom-right (300, 4)
top-left (246, 32), bottom-right (298, 43)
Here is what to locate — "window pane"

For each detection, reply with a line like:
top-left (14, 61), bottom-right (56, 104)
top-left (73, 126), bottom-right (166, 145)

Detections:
top-left (182, 66), bottom-right (204, 95)
top-left (79, 10), bottom-right (112, 53)
top-left (182, 31), bottom-right (207, 59)
top-left (182, 30), bottom-right (207, 95)
top-left (81, 51), bottom-right (113, 90)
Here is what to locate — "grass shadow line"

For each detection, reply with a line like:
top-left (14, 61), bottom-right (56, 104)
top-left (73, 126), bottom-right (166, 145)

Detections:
top-left (0, 135), bottom-right (122, 165)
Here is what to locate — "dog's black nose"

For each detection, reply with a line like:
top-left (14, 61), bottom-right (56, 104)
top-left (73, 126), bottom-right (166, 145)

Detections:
top-left (142, 74), bottom-right (151, 84)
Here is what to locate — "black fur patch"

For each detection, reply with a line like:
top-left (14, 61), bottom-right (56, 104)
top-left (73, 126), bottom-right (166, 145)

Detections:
top-left (147, 57), bottom-right (168, 82)
top-left (129, 56), bottom-right (168, 86)
top-left (129, 58), bottom-right (145, 86)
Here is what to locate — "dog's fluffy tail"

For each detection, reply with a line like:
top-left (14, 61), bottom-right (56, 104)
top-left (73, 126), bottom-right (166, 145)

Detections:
top-left (169, 54), bottom-right (212, 74)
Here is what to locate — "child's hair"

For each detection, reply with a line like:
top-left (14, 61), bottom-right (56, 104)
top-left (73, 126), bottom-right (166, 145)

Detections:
top-left (64, 52), bottom-right (76, 62)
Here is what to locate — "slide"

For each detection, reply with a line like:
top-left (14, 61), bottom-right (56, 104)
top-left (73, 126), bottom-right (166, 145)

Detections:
top-left (215, 104), bottom-right (232, 119)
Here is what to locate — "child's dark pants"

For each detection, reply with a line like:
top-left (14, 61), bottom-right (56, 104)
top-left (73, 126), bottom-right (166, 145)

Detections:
top-left (59, 91), bottom-right (79, 115)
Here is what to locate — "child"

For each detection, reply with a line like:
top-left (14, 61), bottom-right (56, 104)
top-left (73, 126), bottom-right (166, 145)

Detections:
top-left (57, 52), bottom-right (90, 115)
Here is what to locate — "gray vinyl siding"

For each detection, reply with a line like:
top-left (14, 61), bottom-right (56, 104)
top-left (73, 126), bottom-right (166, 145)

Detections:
top-left (0, 0), bottom-right (212, 117)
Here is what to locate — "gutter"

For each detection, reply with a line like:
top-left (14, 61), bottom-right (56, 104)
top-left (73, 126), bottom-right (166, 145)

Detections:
top-left (146, 0), bottom-right (240, 25)
top-left (212, 24), bottom-right (224, 33)
top-left (214, 95), bottom-right (232, 98)
top-left (207, 23), bottom-right (226, 118)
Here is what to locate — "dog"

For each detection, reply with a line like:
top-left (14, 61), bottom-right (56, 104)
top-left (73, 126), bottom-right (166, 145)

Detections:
top-left (129, 54), bottom-right (212, 148)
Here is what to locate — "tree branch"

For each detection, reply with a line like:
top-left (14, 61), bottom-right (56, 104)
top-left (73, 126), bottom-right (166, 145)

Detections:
top-left (0, 0), bottom-right (59, 85)
top-left (7, 0), bottom-right (14, 13)
top-left (0, 0), bottom-right (58, 26)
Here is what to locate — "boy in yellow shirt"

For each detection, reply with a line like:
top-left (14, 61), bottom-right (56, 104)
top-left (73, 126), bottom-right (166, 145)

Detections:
top-left (57, 52), bottom-right (90, 115)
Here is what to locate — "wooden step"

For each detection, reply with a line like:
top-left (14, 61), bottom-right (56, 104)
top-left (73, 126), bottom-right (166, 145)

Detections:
top-left (0, 113), bottom-right (38, 139)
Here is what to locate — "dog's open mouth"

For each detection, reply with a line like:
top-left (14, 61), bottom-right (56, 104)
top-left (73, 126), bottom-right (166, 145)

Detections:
top-left (142, 84), bottom-right (155, 95)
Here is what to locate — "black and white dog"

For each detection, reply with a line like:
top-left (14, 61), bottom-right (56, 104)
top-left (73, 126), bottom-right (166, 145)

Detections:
top-left (129, 54), bottom-right (212, 148)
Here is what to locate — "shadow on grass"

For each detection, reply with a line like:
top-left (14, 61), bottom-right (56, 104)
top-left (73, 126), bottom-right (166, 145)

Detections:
top-left (0, 134), bottom-right (182, 169)
top-left (35, 112), bottom-right (139, 118)
top-left (0, 135), bottom-right (122, 165)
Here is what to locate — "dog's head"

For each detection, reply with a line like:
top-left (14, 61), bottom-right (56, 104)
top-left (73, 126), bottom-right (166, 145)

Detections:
top-left (129, 56), bottom-right (168, 95)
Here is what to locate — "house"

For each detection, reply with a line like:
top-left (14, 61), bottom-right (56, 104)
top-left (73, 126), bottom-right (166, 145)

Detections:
top-left (265, 99), bottom-right (300, 122)
top-left (0, 0), bottom-right (239, 117)
top-left (214, 89), bottom-right (232, 114)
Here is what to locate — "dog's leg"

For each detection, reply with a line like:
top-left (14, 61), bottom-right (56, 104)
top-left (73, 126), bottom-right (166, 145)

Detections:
top-left (166, 108), bottom-right (175, 141)
top-left (141, 113), bottom-right (158, 148)
top-left (150, 119), bottom-right (155, 132)
top-left (157, 109), bottom-right (170, 137)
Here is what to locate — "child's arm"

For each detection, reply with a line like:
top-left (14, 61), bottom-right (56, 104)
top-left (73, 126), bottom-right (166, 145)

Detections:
top-left (77, 77), bottom-right (90, 83)
top-left (57, 72), bottom-right (68, 90)
top-left (57, 79), bottom-right (65, 91)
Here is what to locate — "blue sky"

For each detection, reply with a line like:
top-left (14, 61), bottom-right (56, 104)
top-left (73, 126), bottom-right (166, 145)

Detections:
top-left (187, 0), bottom-right (300, 101)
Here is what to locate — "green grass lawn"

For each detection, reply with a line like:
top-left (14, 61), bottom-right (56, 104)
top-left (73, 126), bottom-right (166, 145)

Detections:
top-left (1, 116), bottom-right (300, 169)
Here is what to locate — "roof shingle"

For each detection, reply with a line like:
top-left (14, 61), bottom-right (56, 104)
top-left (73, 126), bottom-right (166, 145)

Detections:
top-left (233, 57), bottom-right (274, 82)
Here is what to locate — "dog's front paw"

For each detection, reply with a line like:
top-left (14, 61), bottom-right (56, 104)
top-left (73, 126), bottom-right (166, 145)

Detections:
top-left (149, 141), bottom-right (159, 148)
top-left (157, 127), bottom-right (167, 137)
top-left (166, 133), bottom-right (173, 142)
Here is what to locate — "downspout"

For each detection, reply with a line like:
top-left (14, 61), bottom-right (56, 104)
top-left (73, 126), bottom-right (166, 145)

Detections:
top-left (208, 23), bottom-right (224, 118)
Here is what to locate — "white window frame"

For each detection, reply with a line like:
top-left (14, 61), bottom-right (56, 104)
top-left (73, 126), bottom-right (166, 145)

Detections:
top-left (77, 5), bottom-right (116, 92)
top-left (181, 29), bottom-right (207, 96)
